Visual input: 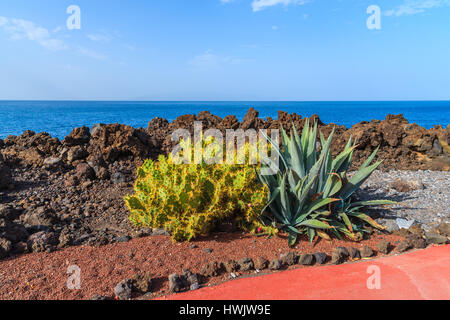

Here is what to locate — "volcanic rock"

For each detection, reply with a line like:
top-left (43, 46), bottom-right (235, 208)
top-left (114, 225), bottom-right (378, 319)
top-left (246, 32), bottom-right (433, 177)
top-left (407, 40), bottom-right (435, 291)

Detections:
top-left (396, 241), bottom-right (412, 253)
top-left (377, 240), bottom-right (391, 254)
top-left (0, 154), bottom-right (13, 190)
top-left (269, 259), bottom-right (282, 270)
top-left (280, 252), bottom-right (298, 266)
top-left (298, 254), bottom-right (314, 266)
top-left (331, 248), bottom-right (347, 265)
top-left (254, 257), bottom-right (269, 270)
top-left (435, 222), bottom-right (450, 237)
top-left (201, 261), bottom-right (221, 277)
top-left (313, 252), bottom-right (328, 264)
top-left (27, 231), bottom-right (57, 253)
top-left (406, 234), bottom-right (427, 249)
top-left (0, 237), bottom-right (12, 259)
top-left (67, 146), bottom-right (88, 163)
top-left (130, 272), bottom-right (152, 294)
top-left (114, 279), bottom-right (132, 300)
top-left (63, 126), bottom-right (91, 146)
top-left (75, 163), bottom-right (95, 181)
top-left (425, 232), bottom-right (448, 245)
top-left (223, 260), bottom-right (239, 273)
top-left (347, 247), bottom-right (361, 260)
top-left (237, 257), bottom-right (254, 271)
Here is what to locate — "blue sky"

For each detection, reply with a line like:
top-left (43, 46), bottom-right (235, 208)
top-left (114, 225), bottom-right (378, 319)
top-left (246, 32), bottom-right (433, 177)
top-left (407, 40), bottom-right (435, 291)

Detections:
top-left (0, 0), bottom-right (449, 100)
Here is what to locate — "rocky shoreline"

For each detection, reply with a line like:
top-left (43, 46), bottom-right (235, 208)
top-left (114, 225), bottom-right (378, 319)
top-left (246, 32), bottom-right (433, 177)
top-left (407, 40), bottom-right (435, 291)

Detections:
top-left (1, 109), bottom-right (449, 259)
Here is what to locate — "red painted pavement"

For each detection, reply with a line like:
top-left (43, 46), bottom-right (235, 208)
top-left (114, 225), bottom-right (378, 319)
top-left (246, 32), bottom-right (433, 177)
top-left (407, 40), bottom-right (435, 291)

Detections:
top-left (160, 245), bottom-right (450, 300)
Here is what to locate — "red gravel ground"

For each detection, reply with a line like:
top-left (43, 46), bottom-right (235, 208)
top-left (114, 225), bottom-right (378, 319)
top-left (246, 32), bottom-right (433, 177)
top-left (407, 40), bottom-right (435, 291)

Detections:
top-left (0, 232), bottom-right (406, 300)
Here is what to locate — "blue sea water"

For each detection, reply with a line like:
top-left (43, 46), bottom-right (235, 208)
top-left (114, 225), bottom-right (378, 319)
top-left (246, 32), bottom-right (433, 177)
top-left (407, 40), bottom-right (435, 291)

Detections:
top-left (0, 101), bottom-right (449, 140)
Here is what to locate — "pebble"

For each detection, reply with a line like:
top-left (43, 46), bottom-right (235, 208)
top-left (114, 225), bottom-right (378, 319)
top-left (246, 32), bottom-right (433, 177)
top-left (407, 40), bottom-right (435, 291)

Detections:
top-left (356, 170), bottom-right (450, 232)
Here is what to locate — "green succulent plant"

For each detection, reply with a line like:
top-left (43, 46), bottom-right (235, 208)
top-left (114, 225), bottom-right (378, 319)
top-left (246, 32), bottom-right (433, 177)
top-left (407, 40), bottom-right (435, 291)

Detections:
top-left (257, 119), bottom-right (395, 246)
top-left (125, 138), bottom-right (275, 242)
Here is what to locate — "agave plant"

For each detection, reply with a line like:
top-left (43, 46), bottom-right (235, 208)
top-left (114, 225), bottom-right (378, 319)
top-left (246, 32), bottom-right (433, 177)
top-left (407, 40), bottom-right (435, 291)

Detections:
top-left (257, 119), bottom-right (395, 246)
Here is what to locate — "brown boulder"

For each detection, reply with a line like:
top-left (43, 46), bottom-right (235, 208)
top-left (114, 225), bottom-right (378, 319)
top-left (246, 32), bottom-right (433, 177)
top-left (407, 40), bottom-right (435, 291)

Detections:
top-left (254, 257), bottom-right (269, 270)
top-left (63, 126), bottom-right (90, 146)
top-left (75, 163), bottom-right (95, 181)
top-left (88, 124), bottom-right (154, 164)
top-left (241, 108), bottom-right (260, 130)
top-left (377, 240), bottom-right (391, 254)
top-left (67, 146), bottom-right (88, 163)
top-left (201, 261), bottom-right (221, 277)
top-left (0, 154), bottom-right (13, 190)
top-left (223, 260), bottom-right (238, 273)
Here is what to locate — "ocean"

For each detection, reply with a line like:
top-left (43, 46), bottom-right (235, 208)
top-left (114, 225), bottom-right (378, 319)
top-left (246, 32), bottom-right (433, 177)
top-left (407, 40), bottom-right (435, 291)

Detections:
top-left (0, 100), bottom-right (449, 140)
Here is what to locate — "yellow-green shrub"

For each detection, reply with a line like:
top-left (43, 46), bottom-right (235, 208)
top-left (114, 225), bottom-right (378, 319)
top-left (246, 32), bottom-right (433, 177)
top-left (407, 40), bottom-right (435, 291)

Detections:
top-left (125, 149), bottom-right (274, 242)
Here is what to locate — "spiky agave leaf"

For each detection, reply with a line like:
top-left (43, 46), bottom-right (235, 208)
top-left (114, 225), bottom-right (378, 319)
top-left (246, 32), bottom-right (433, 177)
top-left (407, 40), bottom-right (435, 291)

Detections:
top-left (257, 121), bottom-right (395, 245)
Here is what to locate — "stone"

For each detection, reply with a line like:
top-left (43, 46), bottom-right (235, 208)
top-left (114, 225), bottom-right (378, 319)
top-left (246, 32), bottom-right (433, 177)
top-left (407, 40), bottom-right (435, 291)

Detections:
top-left (396, 241), bottom-right (412, 253)
top-left (130, 272), bottom-right (152, 294)
top-left (75, 163), bottom-right (95, 181)
top-left (12, 241), bottom-right (28, 254)
top-left (64, 126), bottom-right (91, 146)
top-left (0, 204), bottom-right (18, 220)
top-left (377, 240), bottom-right (391, 254)
top-left (43, 157), bottom-right (62, 166)
top-left (117, 235), bottom-right (131, 243)
top-left (88, 123), bottom-right (155, 163)
top-left (237, 257), bottom-right (254, 271)
top-left (406, 234), bottom-right (427, 249)
top-left (168, 273), bottom-right (184, 293)
top-left (223, 260), bottom-right (238, 273)
top-left (425, 232), bottom-right (448, 245)
top-left (298, 254), bottom-right (314, 266)
top-left (203, 248), bottom-right (213, 253)
top-left (27, 231), bottom-right (57, 253)
top-left (384, 220), bottom-right (400, 233)
top-left (269, 259), bottom-right (282, 270)
top-left (241, 108), bottom-right (259, 130)
top-left (360, 246), bottom-right (374, 258)
top-left (182, 269), bottom-right (200, 288)
top-left (190, 282), bottom-right (200, 291)
top-left (436, 222), bottom-right (450, 237)
top-left (408, 225), bottom-right (425, 237)
top-left (313, 252), bottom-right (327, 265)
top-left (67, 146), bottom-right (88, 163)
top-left (201, 261), bottom-right (221, 277)
top-left (64, 175), bottom-right (79, 187)
top-left (392, 228), bottom-right (410, 237)
top-left (23, 207), bottom-right (57, 227)
top-left (58, 230), bottom-right (74, 248)
top-left (280, 252), bottom-right (298, 266)
top-left (348, 247), bottom-right (361, 260)
top-left (392, 179), bottom-right (412, 193)
top-left (396, 218), bottom-right (415, 230)
top-left (0, 237), bottom-right (12, 259)
top-left (151, 228), bottom-right (170, 236)
top-left (254, 257), bottom-right (269, 270)
top-left (391, 179), bottom-right (423, 193)
top-left (408, 179), bottom-right (425, 190)
top-left (336, 247), bottom-right (349, 257)
top-left (111, 172), bottom-right (125, 184)
top-left (95, 167), bottom-right (110, 180)
top-left (114, 279), bottom-right (132, 300)
top-left (331, 248), bottom-right (347, 265)
top-left (0, 156), bottom-right (13, 190)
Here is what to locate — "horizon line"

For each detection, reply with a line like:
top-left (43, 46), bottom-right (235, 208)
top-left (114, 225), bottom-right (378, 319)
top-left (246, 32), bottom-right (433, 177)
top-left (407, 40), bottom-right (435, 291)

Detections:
top-left (1, 99), bottom-right (450, 103)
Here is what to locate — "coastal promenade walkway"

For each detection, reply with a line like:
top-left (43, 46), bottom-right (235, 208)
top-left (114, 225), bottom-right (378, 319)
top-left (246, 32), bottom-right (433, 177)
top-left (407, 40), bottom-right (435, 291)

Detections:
top-left (161, 245), bottom-right (450, 300)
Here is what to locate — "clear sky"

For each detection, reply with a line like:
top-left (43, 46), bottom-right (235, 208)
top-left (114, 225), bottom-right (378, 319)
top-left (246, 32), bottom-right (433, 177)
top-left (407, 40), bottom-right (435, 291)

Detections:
top-left (0, 0), bottom-right (449, 101)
